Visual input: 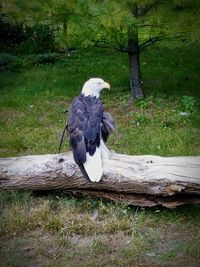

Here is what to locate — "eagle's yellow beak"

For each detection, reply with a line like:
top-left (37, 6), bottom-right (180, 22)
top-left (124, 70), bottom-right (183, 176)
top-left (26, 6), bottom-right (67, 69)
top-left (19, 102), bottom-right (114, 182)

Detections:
top-left (104, 82), bottom-right (110, 90)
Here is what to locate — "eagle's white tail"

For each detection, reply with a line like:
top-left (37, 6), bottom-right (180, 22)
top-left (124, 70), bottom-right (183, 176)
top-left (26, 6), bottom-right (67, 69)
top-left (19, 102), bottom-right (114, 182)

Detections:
top-left (100, 140), bottom-right (110, 160)
top-left (83, 147), bottom-right (102, 182)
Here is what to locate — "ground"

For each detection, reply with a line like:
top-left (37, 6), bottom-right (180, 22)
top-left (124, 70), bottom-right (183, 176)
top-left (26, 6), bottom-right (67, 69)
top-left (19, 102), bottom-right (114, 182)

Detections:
top-left (0, 192), bottom-right (200, 267)
top-left (0, 44), bottom-right (200, 266)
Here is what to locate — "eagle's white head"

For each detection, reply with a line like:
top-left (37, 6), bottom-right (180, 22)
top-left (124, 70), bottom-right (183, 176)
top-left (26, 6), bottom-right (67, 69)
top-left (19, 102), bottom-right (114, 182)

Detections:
top-left (81, 78), bottom-right (110, 98)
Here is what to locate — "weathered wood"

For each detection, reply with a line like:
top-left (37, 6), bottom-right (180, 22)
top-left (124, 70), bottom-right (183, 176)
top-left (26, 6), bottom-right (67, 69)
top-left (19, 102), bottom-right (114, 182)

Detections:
top-left (0, 152), bottom-right (200, 207)
top-left (69, 190), bottom-right (200, 209)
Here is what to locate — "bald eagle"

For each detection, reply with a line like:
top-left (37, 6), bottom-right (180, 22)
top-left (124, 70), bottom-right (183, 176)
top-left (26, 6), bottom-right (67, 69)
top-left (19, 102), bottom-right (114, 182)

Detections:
top-left (67, 78), bottom-right (116, 182)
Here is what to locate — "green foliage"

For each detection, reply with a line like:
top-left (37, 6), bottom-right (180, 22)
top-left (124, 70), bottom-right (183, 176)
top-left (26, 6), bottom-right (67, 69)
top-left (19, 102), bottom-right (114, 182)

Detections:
top-left (135, 98), bottom-right (149, 109)
top-left (0, 53), bottom-right (17, 71)
top-left (2, 0), bottom-right (198, 100)
top-left (0, 52), bottom-right (61, 72)
top-left (20, 24), bottom-right (56, 54)
top-left (0, 14), bottom-right (56, 54)
top-left (30, 53), bottom-right (60, 66)
top-left (2, 0), bottom-right (200, 52)
top-left (180, 95), bottom-right (197, 113)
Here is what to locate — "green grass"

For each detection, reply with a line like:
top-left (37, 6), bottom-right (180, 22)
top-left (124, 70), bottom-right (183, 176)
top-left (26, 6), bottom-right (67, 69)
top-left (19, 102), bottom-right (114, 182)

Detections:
top-left (0, 46), bottom-right (199, 157)
top-left (0, 44), bottom-right (200, 266)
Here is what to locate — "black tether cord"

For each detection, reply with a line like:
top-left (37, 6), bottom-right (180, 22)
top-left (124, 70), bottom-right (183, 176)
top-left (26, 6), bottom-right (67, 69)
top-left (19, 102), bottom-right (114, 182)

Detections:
top-left (58, 109), bottom-right (68, 154)
top-left (58, 124), bottom-right (68, 154)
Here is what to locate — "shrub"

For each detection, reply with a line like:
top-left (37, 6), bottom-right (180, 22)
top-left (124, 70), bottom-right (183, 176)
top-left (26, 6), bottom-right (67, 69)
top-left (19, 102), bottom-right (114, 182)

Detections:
top-left (0, 53), bottom-right (26, 71)
top-left (24, 53), bottom-right (60, 67)
top-left (33, 53), bottom-right (59, 65)
top-left (0, 15), bottom-right (57, 54)
top-left (135, 98), bottom-right (149, 109)
top-left (19, 24), bottom-right (56, 54)
top-left (180, 96), bottom-right (197, 113)
top-left (0, 53), bottom-right (17, 71)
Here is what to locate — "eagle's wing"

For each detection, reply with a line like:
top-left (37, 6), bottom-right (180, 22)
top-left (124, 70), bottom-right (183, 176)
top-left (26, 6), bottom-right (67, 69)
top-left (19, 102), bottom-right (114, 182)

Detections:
top-left (101, 112), bottom-right (116, 142)
top-left (67, 95), bottom-right (103, 181)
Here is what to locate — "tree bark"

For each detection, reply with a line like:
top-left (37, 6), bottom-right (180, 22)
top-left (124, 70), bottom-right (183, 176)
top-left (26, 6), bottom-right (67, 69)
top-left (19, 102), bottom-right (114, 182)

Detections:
top-left (128, 35), bottom-right (144, 100)
top-left (0, 152), bottom-right (200, 208)
top-left (128, 3), bottom-right (145, 100)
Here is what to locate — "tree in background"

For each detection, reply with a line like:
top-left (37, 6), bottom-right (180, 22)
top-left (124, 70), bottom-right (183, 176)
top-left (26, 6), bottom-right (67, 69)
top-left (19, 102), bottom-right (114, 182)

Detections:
top-left (85, 0), bottom-right (200, 99)
top-left (2, 0), bottom-right (200, 99)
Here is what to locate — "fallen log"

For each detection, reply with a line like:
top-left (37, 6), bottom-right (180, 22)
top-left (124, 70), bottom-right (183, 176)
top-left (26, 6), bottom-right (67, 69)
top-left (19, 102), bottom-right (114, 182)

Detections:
top-left (0, 152), bottom-right (200, 208)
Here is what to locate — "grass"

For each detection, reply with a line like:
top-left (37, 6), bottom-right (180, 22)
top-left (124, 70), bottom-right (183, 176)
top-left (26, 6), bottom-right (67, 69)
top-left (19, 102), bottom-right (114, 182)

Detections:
top-left (0, 43), bottom-right (200, 266)
top-left (0, 46), bottom-right (199, 157)
top-left (0, 191), bottom-right (200, 266)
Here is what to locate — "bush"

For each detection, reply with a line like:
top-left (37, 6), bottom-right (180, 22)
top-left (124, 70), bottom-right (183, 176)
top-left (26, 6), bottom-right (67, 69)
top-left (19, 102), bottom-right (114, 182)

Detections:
top-left (0, 53), bottom-right (17, 71)
top-left (0, 52), bottom-right (61, 71)
top-left (25, 53), bottom-right (60, 67)
top-left (180, 96), bottom-right (197, 113)
top-left (19, 24), bottom-right (56, 54)
top-left (33, 53), bottom-right (59, 65)
top-left (0, 15), bottom-right (57, 54)
top-left (135, 98), bottom-right (149, 109)
top-left (0, 53), bottom-right (26, 71)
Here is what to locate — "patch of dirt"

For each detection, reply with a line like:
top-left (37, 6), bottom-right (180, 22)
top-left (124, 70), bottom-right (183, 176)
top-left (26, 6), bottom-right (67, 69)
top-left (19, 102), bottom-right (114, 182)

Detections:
top-left (142, 224), bottom-right (200, 267)
top-left (0, 230), bottom-right (133, 267)
top-left (0, 230), bottom-right (55, 267)
top-left (0, 225), bottom-right (199, 267)
top-left (71, 231), bottom-right (131, 248)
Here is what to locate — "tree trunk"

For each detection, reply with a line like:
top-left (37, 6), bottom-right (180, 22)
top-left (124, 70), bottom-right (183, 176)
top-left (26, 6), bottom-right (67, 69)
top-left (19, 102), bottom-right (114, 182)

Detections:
top-left (128, 36), bottom-right (144, 99)
top-left (0, 152), bottom-right (200, 208)
top-left (128, 3), bottom-right (144, 100)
